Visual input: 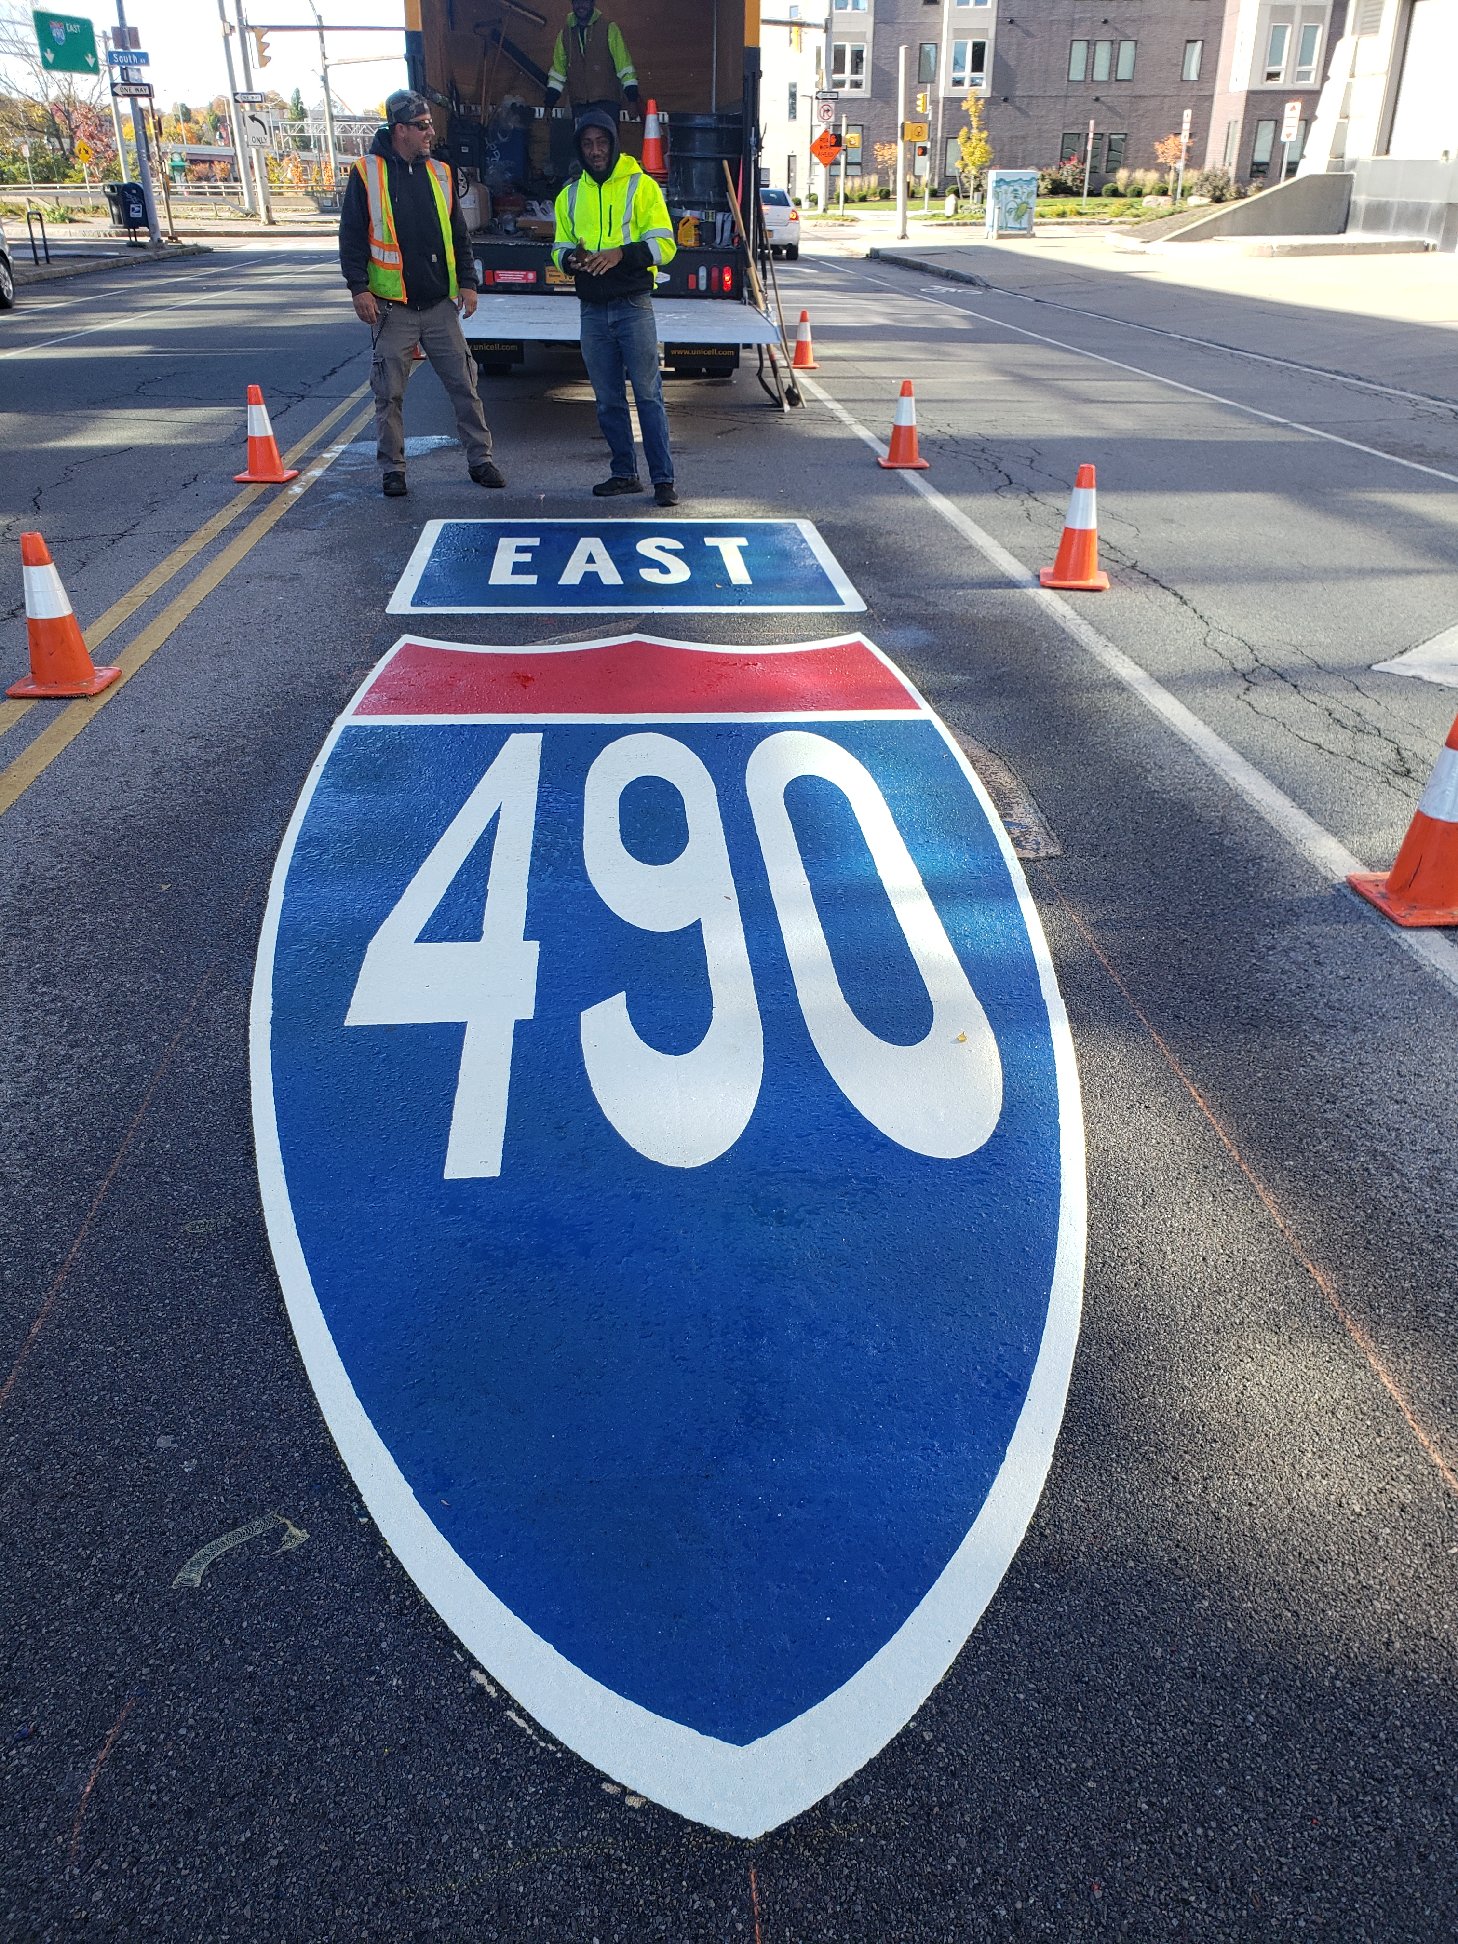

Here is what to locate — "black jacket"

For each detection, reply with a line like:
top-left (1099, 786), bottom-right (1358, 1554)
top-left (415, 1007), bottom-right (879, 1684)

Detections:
top-left (338, 127), bottom-right (478, 306)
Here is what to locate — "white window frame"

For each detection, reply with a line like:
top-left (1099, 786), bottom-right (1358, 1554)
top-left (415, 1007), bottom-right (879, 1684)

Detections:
top-left (1264, 22), bottom-right (1290, 82)
top-left (1293, 20), bottom-right (1322, 84)
top-left (951, 38), bottom-right (987, 89)
top-left (830, 41), bottom-right (867, 90)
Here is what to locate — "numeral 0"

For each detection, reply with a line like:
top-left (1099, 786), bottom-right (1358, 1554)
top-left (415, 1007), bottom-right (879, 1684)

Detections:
top-left (346, 730), bottom-right (1002, 1175)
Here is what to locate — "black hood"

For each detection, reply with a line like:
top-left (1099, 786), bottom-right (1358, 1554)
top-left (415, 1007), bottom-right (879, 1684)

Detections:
top-left (369, 125), bottom-right (395, 159)
top-left (574, 108), bottom-right (620, 181)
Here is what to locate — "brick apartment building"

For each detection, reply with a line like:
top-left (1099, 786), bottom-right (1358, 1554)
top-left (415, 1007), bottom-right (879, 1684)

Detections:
top-left (812, 0), bottom-right (1346, 191)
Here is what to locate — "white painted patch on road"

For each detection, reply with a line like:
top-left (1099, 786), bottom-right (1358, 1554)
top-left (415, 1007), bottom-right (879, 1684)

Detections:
top-left (172, 1511), bottom-right (308, 1588)
top-left (1374, 625), bottom-right (1458, 691)
top-left (800, 371), bottom-right (1458, 1002)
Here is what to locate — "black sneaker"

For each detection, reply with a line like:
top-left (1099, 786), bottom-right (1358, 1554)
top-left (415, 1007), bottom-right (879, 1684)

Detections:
top-left (592, 475), bottom-right (644, 497)
top-left (382, 471), bottom-right (408, 497)
top-left (470, 460), bottom-right (506, 488)
top-left (653, 481), bottom-right (679, 507)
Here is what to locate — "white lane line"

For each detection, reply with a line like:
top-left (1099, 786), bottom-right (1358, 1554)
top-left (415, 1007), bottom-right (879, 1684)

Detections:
top-left (850, 264), bottom-right (1458, 493)
top-left (801, 371), bottom-right (1458, 1000)
top-left (894, 262), bottom-right (1458, 416)
top-left (0, 264), bottom-right (313, 362)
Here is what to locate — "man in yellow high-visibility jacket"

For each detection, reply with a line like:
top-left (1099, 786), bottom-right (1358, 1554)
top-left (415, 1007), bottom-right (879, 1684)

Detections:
top-left (553, 111), bottom-right (678, 504)
top-left (338, 90), bottom-right (504, 498)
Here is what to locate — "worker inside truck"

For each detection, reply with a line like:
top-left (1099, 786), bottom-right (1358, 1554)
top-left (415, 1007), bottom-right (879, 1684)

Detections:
top-left (411, 0), bottom-right (751, 309)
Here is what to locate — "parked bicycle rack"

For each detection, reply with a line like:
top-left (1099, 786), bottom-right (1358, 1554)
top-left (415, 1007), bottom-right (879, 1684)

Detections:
top-left (25, 208), bottom-right (50, 266)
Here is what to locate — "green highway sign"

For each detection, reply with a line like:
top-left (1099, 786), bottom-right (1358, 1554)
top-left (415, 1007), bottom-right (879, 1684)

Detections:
top-left (33, 10), bottom-right (99, 76)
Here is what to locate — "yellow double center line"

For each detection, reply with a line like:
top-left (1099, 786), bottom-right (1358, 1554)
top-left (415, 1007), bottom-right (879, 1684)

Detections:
top-left (0, 381), bottom-right (377, 819)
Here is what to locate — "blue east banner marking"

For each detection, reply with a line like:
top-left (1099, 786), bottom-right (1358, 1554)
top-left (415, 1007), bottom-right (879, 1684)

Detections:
top-left (387, 518), bottom-right (866, 615)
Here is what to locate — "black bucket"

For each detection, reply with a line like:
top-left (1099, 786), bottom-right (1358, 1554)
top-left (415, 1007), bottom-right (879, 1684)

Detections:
top-left (666, 112), bottom-right (742, 207)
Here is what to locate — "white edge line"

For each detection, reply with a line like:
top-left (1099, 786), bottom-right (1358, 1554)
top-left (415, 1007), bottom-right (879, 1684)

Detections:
top-left (856, 264), bottom-right (1458, 493)
top-left (800, 372), bottom-right (1458, 1000)
top-left (250, 630), bottom-right (1086, 1837)
top-left (351, 710), bottom-right (925, 726)
top-left (385, 518), bottom-right (865, 616)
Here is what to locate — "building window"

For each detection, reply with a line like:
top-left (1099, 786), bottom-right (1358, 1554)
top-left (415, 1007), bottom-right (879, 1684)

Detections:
top-left (1294, 21), bottom-right (1322, 84)
top-left (830, 42), bottom-right (866, 89)
top-left (1105, 131), bottom-right (1126, 172)
top-left (955, 0), bottom-right (990, 8)
top-left (788, 152), bottom-right (797, 194)
top-left (951, 39), bottom-right (987, 87)
top-left (1091, 40), bottom-right (1112, 82)
top-left (1069, 39), bottom-right (1088, 82)
top-left (788, 83), bottom-right (798, 121)
top-left (1250, 118), bottom-right (1276, 175)
top-left (1222, 118), bottom-right (1238, 167)
top-left (832, 0), bottom-right (866, 11)
top-left (1182, 39), bottom-right (1202, 82)
top-left (944, 135), bottom-right (960, 180)
top-left (1116, 40), bottom-right (1136, 80)
top-left (918, 41), bottom-right (938, 84)
top-left (1061, 130), bottom-right (1085, 165)
top-left (1264, 23), bottom-right (1289, 82)
top-left (844, 122), bottom-right (863, 173)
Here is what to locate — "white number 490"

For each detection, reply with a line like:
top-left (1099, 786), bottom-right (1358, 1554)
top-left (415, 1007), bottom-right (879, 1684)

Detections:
top-left (346, 730), bottom-right (1002, 1178)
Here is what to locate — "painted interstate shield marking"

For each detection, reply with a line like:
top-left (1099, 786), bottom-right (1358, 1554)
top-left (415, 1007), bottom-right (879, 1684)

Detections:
top-left (251, 634), bottom-right (1085, 1836)
top-left (387, 518), bottom-right (865, 614)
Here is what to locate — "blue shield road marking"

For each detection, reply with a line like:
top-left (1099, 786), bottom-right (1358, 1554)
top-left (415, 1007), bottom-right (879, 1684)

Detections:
top-left (386, 518), bottom-right (865, 614)
top-left (252, 634), bottom-right (1085, 1836)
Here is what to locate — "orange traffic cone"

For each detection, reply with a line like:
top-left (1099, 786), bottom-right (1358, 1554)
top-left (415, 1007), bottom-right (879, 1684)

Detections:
top-left (1348, 714), bottom-right (1458, 926)
top-left (1040, 464), bottom-right (1109, 591)
top-left (234, 384), bottom-right (300, 485)
top-left (6, 533), bottom-right (121, 699)
top-left (641, 98), bottom-right (667, 180)
top-left (877, 380), bottom-right (929, 471)
top-left (791, 309), bottom-right (818, 371)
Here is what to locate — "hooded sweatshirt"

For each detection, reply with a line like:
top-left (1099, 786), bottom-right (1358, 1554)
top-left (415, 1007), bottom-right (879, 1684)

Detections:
top-left (551, 110), bottom-right (675, 305)
top-left (338, 126), bottom-right (479, 307)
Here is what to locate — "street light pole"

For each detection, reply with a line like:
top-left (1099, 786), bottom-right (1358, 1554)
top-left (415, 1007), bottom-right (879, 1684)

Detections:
top-left (102, 31), bottom-right (130, 178)
top-left (895, 43), bottom-right (908, 241)
top-left (233, 0), bottom-right (274, 224)
top-left (216, 0), bottom-right (256, 214)
top-left (114, 0), bottom-right (162, 245)
top-left (310, 3), bottom-right (339, 193)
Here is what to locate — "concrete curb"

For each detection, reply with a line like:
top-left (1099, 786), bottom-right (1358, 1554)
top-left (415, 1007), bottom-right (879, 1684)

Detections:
top-left (13, 242), bottom-right (213, 288)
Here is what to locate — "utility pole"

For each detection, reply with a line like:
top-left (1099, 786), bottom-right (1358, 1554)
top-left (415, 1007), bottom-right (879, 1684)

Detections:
top-left (114, 1), bottom-right (162, 245)
top-left (1081, 116), bottom-right (1095, 209)
top-left (102, 30), bottom-right (130, 179)
top-left (310, 2), bottom-right (338, 193)
top-left (838, 112), bottom-right (847, 216)
top-left (933, 0), bottom-right (952, 197)
top-left (216, 0), bottom-right (256, 214)
top-left (895, 44), bottom-right (908, 241)
top-left (233, 0), bottom-right (274, 224)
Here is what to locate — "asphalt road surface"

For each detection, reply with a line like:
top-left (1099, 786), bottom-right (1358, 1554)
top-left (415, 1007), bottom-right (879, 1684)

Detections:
top-left (3, 234), bottom-right (1456, 1940)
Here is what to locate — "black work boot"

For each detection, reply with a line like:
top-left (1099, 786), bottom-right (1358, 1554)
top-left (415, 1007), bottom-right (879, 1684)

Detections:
top-left (593, 475), bottom-right (643, 497)
top-left (470, 460), bottom-right (506, 488)
top-left (382, 471), bottom-right (407, 497)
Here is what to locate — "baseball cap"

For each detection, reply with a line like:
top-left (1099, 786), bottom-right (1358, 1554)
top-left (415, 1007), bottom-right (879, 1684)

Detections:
top-left (385, 90), bottom-right (433, 126)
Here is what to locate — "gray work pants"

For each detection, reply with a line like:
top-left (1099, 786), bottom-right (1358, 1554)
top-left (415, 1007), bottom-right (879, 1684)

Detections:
top-left (369, 297), bottom-right (493, 471)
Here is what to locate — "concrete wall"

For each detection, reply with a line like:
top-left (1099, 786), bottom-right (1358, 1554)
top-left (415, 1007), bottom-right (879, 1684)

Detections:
top-left (1162, 166), bottom-right (1351, 235)
top-left (1350, 155), bottom-right (1458, 246)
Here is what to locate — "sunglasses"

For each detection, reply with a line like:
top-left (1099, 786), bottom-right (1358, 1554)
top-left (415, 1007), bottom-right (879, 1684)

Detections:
top-left (404, 117), bottom-right (434, 131)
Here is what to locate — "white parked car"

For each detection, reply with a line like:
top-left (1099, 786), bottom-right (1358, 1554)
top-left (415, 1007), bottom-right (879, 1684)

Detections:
top-left (760, 187), bottom-right (800, 260)
top-left (0, 219), bottom-right (13, 310)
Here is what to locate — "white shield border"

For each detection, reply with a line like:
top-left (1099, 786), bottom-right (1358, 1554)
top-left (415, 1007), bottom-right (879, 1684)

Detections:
top-left (249, 632), bottom-right (1086, 1837)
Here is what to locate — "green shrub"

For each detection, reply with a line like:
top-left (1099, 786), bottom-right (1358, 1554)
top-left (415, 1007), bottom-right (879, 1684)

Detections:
top-left (1188, 167), bottom-right (1234, 202)
top-left (1101, 180), bottom-right (1125, 197)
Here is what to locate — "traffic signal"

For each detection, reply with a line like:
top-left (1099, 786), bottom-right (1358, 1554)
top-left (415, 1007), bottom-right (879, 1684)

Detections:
top-left (915, 144), bottom-right (929, 161)
top-left (251, 28), bottom-right (271, 68)
top-left (915, 91), bottom-right (928, 114)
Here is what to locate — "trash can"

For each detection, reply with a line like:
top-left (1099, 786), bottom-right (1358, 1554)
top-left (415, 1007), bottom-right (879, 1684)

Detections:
top-left (105, 181), bottom-right (147, 239)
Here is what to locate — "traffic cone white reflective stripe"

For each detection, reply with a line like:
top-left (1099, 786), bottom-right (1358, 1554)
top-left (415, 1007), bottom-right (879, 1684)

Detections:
top-left (1040, 463), bottom-right (1109, 592)
top-left (877, 379), bottom-right (929, 470)
top-left (7, 532), bottom-right (121, 700)
top-left (792, 309), bottom-right (818, 370)
top-left (235, 383), bottom-right (300, 485)
top-left (1348, 713), bottom-right (1458, 927)
top-left (22, 555), bottom-right (72, 621)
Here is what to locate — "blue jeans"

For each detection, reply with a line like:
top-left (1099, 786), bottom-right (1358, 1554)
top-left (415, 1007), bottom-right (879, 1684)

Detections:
top-left (578, 295), bottom-right (674, 487)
